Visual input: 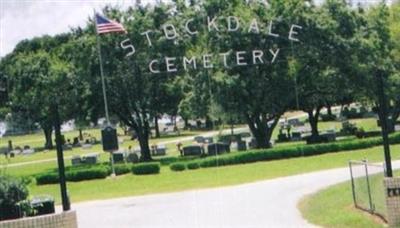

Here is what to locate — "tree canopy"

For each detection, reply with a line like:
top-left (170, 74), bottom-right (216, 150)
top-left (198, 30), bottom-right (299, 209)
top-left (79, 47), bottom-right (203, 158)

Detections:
top-left (0, 0), bottom-right (399, 155)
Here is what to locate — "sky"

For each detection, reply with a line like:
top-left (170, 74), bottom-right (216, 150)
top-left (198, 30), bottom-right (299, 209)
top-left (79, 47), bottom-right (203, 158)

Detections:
top-left (0, 0), bottom-right (155, 57)
top-left (0, 0), bottom-right (393, 57)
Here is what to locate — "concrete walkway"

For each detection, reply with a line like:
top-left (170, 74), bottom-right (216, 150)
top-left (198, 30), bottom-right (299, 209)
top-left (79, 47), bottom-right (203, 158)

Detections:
top-left (73, 161), bottom-right (400, 228)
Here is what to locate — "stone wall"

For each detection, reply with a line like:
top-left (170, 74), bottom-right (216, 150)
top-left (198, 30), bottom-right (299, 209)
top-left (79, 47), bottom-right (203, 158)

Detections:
top-left (384, 177), bottom-right (400, 227)
top-left (0, 211), bottom-right (77, 228)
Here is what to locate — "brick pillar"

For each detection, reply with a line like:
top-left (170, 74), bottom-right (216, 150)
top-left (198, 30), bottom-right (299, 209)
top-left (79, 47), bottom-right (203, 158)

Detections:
top-left (384, 177), bottom-right (400, 227)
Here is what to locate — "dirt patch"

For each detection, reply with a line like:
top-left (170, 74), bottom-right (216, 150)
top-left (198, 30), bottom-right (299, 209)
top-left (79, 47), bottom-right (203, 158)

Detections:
top-left (346, 204), bottom-right (387, 226)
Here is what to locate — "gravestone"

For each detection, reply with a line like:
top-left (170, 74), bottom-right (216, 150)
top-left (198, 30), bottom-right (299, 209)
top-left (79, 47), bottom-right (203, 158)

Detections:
top-left (323, 130), bottom-right (336, 142)
top-left (288, 118), bottom-right (302, 126)
top-left (182, 145), bottom-right (202, 156)
top-left (277, 133), bottom-right (288, 142)
top-left (218, 134), bottom-right (241, 144)
top-left (291, 132), bottom-right (302, 141)
top-left (72, 137), bottom-right (80, 146)
top-left (239, 132), bottom-right (252, 139)
top-left (194, 136), bottom-right (205, 143)
top-left (22, 148), bottom-right (34, 155)
top-left (237, 141), bottom-right (247, 151)
top-left (83, 153), bottom-right (99, 164)
top-left (126, 153), bottom-right (139, 163)
top-left (71, 156), bottom-right (82, 166)
top-left (248, 138), bottom-right (258, 149)
top-left (207, 143), bottom-right (230, 156)
top-left (154, 145), bottom-right (166, 156)
top-left (203, 137), bottom-right (213, 143)
top-left (63, 144), bottom-right (73, 150)
top-left (113, 152), bottom-right (125, 163)
top-left (10, 150), bottom-right (21, 156)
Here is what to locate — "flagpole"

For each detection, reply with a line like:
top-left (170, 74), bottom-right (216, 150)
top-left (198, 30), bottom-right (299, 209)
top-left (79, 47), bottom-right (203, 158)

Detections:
top-left (94, 11), bottom-right (111, 126)
top-left (94, 11), bottom-right (115, 177)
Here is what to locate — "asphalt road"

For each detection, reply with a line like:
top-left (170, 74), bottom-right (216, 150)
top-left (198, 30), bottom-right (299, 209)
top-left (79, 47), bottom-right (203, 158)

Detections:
top-left (73, 160), bottom-right (400, 228)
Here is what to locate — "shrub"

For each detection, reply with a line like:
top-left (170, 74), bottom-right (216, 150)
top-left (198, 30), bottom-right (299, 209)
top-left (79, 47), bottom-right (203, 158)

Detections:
top-left (132, 162), bottom-right (160, 175)
top-left (187, 162), bottom-right (200, 170)
top-left (36, 173), bottom-right (59, 185)
top-left (0, 176), bottom-right (29, 220)
top-left (170, 163), bottom-right (186, 171)
top-left (112, 164), bottom-right (132, 175)
top-left (37, 167), bottom-right (109, 184)
top-left (66, 167), bottom-right (108, 182)
top-left (158, 157), bottom-right (179, 166)
top-left (177, 132), bottom-right (400, 171)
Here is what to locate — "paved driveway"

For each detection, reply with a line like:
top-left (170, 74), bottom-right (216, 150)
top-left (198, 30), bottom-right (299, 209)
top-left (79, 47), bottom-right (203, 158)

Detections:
top-left (74, 161), bottom-right (400, 228)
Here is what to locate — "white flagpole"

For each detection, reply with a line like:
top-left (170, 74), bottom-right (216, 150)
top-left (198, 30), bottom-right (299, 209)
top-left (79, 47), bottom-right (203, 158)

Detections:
top-left (94, 11), bottom-right (115, 177)
top-left (94, 11), bottom-right (111, 126)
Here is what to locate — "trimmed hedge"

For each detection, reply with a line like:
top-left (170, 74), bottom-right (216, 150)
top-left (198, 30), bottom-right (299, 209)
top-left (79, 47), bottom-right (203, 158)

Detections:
top-left (170, 163), bottom-right (186, 171)
top-left (187, 162), bottom-right (200, 170)
top-left (66, 167), bottom-right (108, 182)
top-left (170, 132), bottom-right (400, 171)
top-left (110, 164), bottom-right (132, 176)
top-left (36, 167), bottom-right (109, 185)
top-left (76, 167), bottom-right (106, 180)
top-left (36, 173), bottom-right (59, 185)
top-left (132, 162), bottom-right (160, 175)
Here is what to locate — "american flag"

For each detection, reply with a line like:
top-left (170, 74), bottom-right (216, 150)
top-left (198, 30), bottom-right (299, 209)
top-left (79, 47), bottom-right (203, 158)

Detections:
top-left (95, 14), bottom-right (127, 34)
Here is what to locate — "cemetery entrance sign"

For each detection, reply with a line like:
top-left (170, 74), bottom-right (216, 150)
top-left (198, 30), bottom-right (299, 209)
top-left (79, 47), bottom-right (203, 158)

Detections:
top-left (119, 16), bottom-right (302, 73)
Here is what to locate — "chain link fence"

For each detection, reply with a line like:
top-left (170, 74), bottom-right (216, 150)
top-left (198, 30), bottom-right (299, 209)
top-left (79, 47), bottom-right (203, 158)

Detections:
top-left (349, 160), bottom-right (387, 221)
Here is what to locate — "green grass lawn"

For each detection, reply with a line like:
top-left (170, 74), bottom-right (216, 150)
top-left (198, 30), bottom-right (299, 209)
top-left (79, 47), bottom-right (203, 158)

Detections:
top-left (0, 117), bottom-right (378, 165)
top-left (299, 168), bottom-right (397, 228)
top-left (299, 182), bottom-right (384, 228)
top-left (0, 130), bottom-right (207, 165)
top-left (14, 143), bottom-right (397, 205)
top-left (0, 128), bottom-right (110, 148)
top-left (0, 117), bottom-right (386, 206)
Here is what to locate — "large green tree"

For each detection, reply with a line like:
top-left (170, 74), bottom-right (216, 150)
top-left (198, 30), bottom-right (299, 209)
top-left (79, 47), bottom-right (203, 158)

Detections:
top-left (78, 4), bottom-right (189, 160)
top-left (195, 0), bottom-right (301, 148)
top-left (291, 0), bottom-right (365, 141)
top-left (4, 50), bottom-right (75, 149)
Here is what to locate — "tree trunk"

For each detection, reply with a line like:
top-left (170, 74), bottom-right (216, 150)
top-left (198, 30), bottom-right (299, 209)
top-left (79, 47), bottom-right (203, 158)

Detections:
top-left (137, 127), bottom-right (151, 161)
top-left (154, 116), bottom-right (160, 138)
top-left (205, 116), bottom-right (213, 129)
top-left (43, 127), bottom-right (53, 149)
top-left (340, 104), bottom-right (345, 118)
top-left (90, 113), bottom-right (99, 127)
top-left (79, 129), bottom-right (83, 140)
top-left (183, 118), bottom-right (189, 130)
top-left (327, 104), bottom-right (332, 116)
top-left (246, 114), bottom-right (280, 149)
top-left (307, 107), bottom-right (322, 140)
top-left (253, 130), bottom-right (270, 148)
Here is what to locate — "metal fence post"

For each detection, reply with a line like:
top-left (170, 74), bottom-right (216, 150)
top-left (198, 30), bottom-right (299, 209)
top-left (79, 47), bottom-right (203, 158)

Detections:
top-left (349, 161), bottom-right (357, 207)
top-left (364, 161), bottom-right (374, 212)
